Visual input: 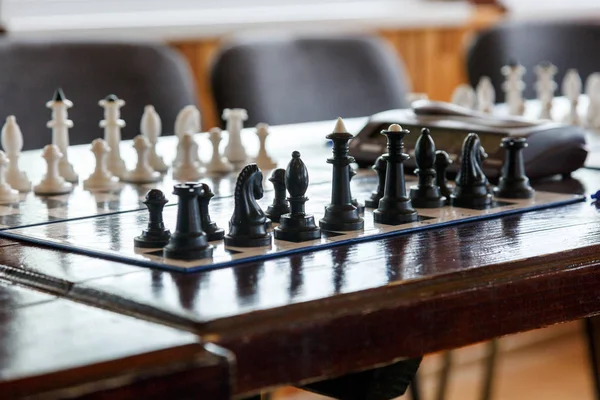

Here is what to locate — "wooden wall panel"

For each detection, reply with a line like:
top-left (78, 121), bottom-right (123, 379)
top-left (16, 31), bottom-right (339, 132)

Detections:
top-left (170, 10), bottom-right (502, 129)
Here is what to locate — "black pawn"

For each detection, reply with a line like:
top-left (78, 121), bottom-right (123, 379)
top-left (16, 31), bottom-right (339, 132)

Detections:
top-left (163, 183), bottom-right (213, 260)
top-left (409, 128), bottom-right (445, 208)
top-left (493, 137), bottom-right (535, 198)
top-left (265, 169), bottom-right (290, 222)
top-left (319, 118), bottom-right (364, 231)
top-left (274, 151), bottom-right (321, 242)
top-left (451, 133), bottom-right (492, 208)
top-left (197, 183), bottom-right (225, 241)
top-left (373, 124), bottom-right (418, 225)
top-left (365, 155), bottom-right (387, 208)
top-left (434, 150), bottom-right (453, 200)
top-left (134, 189), bottom-right (171, 248)
top-left (349, 165), bottom-right (365, 214)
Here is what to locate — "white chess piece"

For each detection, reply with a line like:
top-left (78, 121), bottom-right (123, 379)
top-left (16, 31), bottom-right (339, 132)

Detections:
top-left (99, 94), bottom-right (127, 178)
top-left (501, 62), bottom-right (526, 116)
top-left (206, 127), bottom-right (233, 173)
top-left (122, 135), bottom-right (161, 183)
top-left (141, 105), bottom-right (168, 173)
top-left (173, 132), bottom-right (203, 181)
top-left (173, 105), bottom-right (202, 167)
top-left (585, 73), bottom-right (600, 129)
top-left (476, 76), bottom-right (495, 113)
top-left (534, 62), bottom-right (558, 120)
top-left (0, 151), bottom-right (19, 203)
top-left (451, 84), bottom-right (476, 109)
top-left (223, 108), bottom-right (248, 163)
top-left (47, 88), bottom-right (78, 183)
top-left (562, 68), bottom-right (582, 125)
top-left (1, 116), bottom-right (32, 192)
top-left (254, 123), bottom-right (277, 170)
top-left (83, 138), bottom-right (119, 191)
top-left (34, 144), bottom-right (73, 195)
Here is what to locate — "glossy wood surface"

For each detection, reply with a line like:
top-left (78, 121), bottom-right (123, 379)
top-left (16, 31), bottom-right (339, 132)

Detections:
top-left (1, 118), bottom-right (600, 397)
top-left (0, 281), bottom-right (232, 399)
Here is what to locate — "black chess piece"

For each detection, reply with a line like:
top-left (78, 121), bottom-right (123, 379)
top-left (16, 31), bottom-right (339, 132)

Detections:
top-left (451, 133), bottom-right (492, 208)
top-left (493, 137), bottom-right (535, 198)
top-left (409, 128), bottom-right (445, 208)
top-left (163, 183), bottom-right (213, 260)
top-left (197, 183), bottom-right (225, 241)
top-left (275, 151), bottom-right (321, 242)
top-left (349, 165), bottom-right (365, 214)
top-left (265, 168), bottom-right (290, 223)
top-left (365, 155), bottom-right (386, 208)
top-left (134, 189), bottom-right (171, 248)
top-left (434, 150), bottom-right (452, 200)
top-left (225, 164), bottom-right (272, 247)
top-left (319, 118), bottom-right (364, 231)
top-left (373, 124), bottom-right (419, 225)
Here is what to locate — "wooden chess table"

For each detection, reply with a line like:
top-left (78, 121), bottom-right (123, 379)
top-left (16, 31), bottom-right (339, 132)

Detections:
top-left (2, 117), bottom-right (600, 399)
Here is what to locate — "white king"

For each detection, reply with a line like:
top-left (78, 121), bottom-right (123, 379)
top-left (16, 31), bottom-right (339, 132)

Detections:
top-left (99, 94), bottom-right (127, 178)
top-left (46, 88), bottom-right (78, 182)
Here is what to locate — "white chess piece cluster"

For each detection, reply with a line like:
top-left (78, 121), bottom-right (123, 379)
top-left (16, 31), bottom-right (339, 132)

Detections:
top-left (476, 77), bottom-right (495, 113)
top-left (1, 116), bottom-right (32, 193)
top-left (122, 135), bottom-right (161, 183)
top-left (173, 132), bottom-right (203, 181)
top-left (206, 128), bottom-right (233, 173)
top-left (83, 139), bottom-right (119, 191)
top-left (34, 144), bottom-right (73, 195)
top-left (534, 62), bottom-right (558, 120)
top-left (586, 73), bottom-right (600, 129)
top-left (47, 88), bottom-right (78, 183)
top-left (99, 94), bottom-right (127, 178)
top-left (451, 84), bottom-right (476, 109)
top-left (562, 68), bottom-right (582, 126)
top-left (141, 105), bottom-right (168, 173)
top-left (0, 150), bottom-right (19, 203)
top-left (501, 62), bottom-right (526, 116)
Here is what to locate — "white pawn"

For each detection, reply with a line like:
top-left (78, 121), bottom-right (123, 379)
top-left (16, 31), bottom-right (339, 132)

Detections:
top-left (47, 88), bottom-right (78, 183)
top-left (99, 94), bottom-right (127, 178)
top-left (223, 108), bottom-right (248, 163)
top-left (83, 139), bottom-right (119, 191)
top-left (122, 135), bottom-right (161, 183)
top-left (1, 116), bottom-right (32, 192)
top-left (173, 105), bottom-right (202, 167)
top-left (534, 62), bottom-right (558, 120)
top-left (254, 123), bottom-right (277, 170)
top-left (562, 69), bottom-right (582, 125)
top-left (34, 145), bottom-right (73, 195)
top-left (0, 151), bottom-right (19, 203)
top-left (501, 62), bottom-right (526, 116)
top-left (206, 127), bottom-right (233, 173)
top-left (141, 105), bottom-right (168, 173)
top-left (451, 84), bottom-right (476, 109)
top-left (173, 133), bottom-right (203, 181)
top-left (476, 76), bottom-right (495, 113)
top-left (586, 73), bottom-right (600, 129)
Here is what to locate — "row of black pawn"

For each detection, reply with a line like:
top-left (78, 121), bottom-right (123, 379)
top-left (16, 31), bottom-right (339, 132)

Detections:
top-left (134, 150), bottom-right (321, 260)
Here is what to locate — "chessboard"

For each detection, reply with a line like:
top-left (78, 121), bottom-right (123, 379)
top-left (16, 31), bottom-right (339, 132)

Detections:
top-left (0, 171), bottom-right (584, 272)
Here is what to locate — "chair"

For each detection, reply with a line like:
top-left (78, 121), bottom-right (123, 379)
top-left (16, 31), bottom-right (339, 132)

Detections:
top-left (466, 20), bottom-right (600, 103)
top-left (0, 39), bottom-right (197, 150)
top-left (210, 35), bottom-right (410, 126)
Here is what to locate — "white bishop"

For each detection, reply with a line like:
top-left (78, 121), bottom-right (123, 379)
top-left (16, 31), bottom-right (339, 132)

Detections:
top-left (1, 116), bottom-right (32, 192)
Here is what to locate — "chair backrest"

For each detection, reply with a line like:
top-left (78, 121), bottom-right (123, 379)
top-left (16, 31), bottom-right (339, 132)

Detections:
top-left (0, 39), bottom-right (197, 150)
top-left (210, 35), bottom-right (410, 127)
top-left (467, 20), bottom-right (600, 103)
